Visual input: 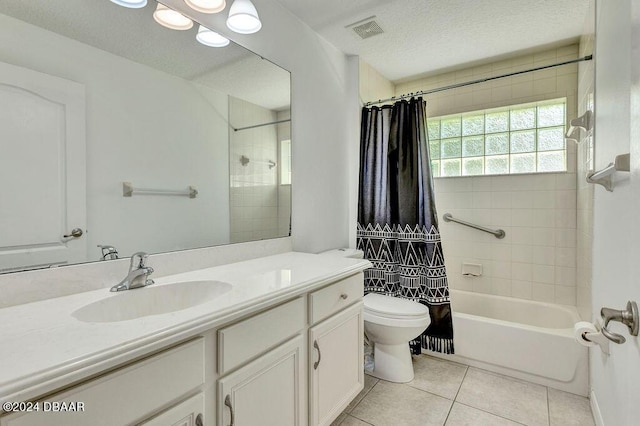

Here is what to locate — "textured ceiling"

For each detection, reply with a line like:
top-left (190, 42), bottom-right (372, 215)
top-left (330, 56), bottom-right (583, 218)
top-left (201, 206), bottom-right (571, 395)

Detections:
top-left (275, 0), bottom-right (591, 82)
top-left (0, 0), bottom-right (290, 110)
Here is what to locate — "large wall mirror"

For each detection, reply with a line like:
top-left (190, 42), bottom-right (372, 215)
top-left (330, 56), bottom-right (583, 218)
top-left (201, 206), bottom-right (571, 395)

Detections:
top-left (0, 0), bottom-right (291, 273)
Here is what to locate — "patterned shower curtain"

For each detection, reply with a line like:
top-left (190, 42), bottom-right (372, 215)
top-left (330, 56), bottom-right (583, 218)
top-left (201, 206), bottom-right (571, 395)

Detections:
top-left (356, 97), bottom-right (454, 354)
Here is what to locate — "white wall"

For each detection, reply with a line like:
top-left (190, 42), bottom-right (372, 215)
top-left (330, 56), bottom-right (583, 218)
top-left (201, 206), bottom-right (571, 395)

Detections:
top-left (0, 14), bottom-right (231, 261)
top-left (590, 0), bottom-right (640, 424)
top-left (393, 47), bottom-right (580, 305)
top-left (166, 0), bottom-right (360, 254)
top-left (0, 0), bottom-right (358, 303)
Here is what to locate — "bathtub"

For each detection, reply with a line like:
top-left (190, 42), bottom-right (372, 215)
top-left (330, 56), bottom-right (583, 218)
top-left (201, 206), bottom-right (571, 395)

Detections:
top-left (427, 290), bottom-right (589, 396)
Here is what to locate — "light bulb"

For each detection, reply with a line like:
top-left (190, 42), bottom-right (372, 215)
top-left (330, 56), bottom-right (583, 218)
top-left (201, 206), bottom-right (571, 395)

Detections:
top-left (153, 3), bottom-right (194, 31)
top-left (226, 0), bottom-right (261, 34)
top-left (196, 26), bottom-right (230, 47)
top-left (109, 0), bottom-right (148, 8)
top-left (184, 0), bottom-right (226, 14)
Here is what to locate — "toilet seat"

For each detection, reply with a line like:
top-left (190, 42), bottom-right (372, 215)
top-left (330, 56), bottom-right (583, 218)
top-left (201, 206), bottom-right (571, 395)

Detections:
top-left (363, 293), bottom-right (430, 327)
top-left (364, 293), bottom-right (429, 318)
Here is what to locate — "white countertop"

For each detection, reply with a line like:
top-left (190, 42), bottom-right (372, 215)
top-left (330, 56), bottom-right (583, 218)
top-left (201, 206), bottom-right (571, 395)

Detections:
top-left (0, 252), bottom-right (371, 404)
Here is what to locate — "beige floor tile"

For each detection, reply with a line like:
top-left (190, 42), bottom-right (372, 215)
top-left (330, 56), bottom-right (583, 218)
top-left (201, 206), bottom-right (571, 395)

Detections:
top-left (350, 380), bottom-right (453, 426)
top-left (455, 368), bottom-right (548, 426)
top-left (331, 412), bottom-right (349, 426)
top-left (445, 403), bottom-right (522, 426)
top-left (409, 356), bottom-right (468, 399)
top-left (345, 374), bottom-right (380, 413)
top-left (338, 414), bottom-right (375, 425)
top-left (548, 388), bottom-right (595, 426)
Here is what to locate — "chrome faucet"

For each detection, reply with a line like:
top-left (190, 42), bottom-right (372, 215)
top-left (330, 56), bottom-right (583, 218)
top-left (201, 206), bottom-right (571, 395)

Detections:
top-left (110, 252), bottom-right (154, 292)
top-left (98, 244), bottom-right (119, 260)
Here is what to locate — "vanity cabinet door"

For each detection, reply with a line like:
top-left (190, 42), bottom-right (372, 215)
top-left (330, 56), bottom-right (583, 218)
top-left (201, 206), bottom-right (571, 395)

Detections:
top-left (139, 393), bottom-right (204, 426)
top-left (217, 335), bottom-right (304, 426)
top-left (309, 302), bottom-right (364, 426)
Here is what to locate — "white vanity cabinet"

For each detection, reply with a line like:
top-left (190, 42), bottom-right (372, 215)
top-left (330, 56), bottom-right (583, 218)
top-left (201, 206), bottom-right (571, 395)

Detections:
top-left (308, 274), bottom-right (364, 426)
top-left (0, 339), bottom-right (205, 426)
top-left (216, 297), bottom-right (306, 425)
top-left (140, 393), bottom-right (205, 426)
top-left (0, 271), bottom-right (366, 426)
top-left (218, 336), bottom-right (304, 426)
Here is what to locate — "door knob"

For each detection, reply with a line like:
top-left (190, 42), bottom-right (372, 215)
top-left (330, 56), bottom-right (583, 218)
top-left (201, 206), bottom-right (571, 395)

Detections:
top-left (63, 228), bottom-right (83, 238)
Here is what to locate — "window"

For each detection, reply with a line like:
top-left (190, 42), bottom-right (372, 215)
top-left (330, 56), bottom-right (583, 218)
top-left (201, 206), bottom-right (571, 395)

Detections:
top-left (280, 139), bottom-right (291, 185)
top-left (428, 98), bottom-right (567, 177)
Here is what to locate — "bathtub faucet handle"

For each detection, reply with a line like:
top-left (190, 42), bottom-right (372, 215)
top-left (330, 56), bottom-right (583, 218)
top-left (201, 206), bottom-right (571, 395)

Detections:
top-left (600, 301), bottom-right (639, 344)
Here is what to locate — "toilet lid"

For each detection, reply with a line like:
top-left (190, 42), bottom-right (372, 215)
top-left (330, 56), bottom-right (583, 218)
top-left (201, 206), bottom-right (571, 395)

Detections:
top-left (363, 293), bottom-right (429, 318)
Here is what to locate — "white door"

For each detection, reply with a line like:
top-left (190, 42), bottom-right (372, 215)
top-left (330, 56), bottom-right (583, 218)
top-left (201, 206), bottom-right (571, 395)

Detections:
top-left (218, 335), bottom-right (304, 426)
top-left (626, 1), bottom-right (640, 421)
top-left (0, 61), bottom-right (86, 272)
top-left (591, 1), bottom-right (640, 424)
top-left (309, 302), bottom-right (364, 426)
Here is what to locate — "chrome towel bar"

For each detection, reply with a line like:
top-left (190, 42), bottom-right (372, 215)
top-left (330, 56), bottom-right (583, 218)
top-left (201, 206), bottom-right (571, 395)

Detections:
top-left (442, 213), bottom-right (505, 239)
top-left (122, 182), bottom-right (198, 198)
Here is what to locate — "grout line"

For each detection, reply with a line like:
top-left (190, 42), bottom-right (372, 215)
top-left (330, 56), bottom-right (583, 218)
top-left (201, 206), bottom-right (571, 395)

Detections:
top-left (442, 365), bottom-right (469, 425)
top-left (344, 376), bottom-right (380, 415)
top-left (452, 364), bottom-right (469, 401)
top-left (345, 414), bottom-right (375, 426)
top-left (546, 386), bottom-right (551, 426)
top-left (454, 402), bottom-right (528, 425)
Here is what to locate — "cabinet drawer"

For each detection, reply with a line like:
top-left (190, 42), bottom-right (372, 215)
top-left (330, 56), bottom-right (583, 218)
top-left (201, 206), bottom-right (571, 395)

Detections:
top-left (218, 297), bottom-right (305, 375)
top-left (309, 273), bottom-right (363, 324)
top-left (2, 339), bottom-right (204, 426)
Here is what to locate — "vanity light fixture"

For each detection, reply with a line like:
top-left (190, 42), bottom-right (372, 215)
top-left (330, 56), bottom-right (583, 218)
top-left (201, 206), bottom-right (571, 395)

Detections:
top-left (196, 25), bottom-right (230, 47)
top-left (153, 3), bottom-right (194, 30)
top-left (226, 0), bottom-right (262, 34)
top-left (109, 0), bottom-right (148, 8)
top-left (184, 0), bottom-right (226, 14)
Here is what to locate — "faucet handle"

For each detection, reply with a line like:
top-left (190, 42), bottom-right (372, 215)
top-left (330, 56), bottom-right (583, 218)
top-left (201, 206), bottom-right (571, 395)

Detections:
top-left (130, 251), bottom-right (149, 269)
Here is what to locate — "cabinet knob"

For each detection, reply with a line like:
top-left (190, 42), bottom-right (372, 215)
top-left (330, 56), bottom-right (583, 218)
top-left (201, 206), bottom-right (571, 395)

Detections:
top-left (224, 394), bottom-right (235, 426)
top-left (340, 293), bottom-right (348, 300)
top-left (195, 413), bottom-right (204, 426)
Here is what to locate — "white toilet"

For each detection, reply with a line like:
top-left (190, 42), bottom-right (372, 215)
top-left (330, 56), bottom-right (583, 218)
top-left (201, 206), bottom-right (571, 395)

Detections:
top-left (319, 248), bottom-right (431, 383)
top-left (363, 293), bottom-right (430, 383)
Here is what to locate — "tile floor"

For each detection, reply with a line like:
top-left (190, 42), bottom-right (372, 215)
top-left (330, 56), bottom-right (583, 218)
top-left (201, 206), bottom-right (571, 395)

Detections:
top-left (332, 355), bottom-right (595, 426)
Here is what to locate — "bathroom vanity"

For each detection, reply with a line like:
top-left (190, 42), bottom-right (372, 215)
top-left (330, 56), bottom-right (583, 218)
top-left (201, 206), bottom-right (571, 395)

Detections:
top-left (0, 252), bottom-right (370, 426)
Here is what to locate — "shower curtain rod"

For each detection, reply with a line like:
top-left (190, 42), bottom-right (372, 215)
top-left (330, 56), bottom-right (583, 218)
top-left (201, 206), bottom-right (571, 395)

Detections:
top-left (364, 54), bottom-right (593, 107)
top-left (233, 118), bottom-right (291, 132)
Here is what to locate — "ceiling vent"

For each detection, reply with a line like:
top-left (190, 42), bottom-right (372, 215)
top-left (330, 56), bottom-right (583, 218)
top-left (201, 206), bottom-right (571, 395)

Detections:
top-left (347, 17), bottom-right (384, 40)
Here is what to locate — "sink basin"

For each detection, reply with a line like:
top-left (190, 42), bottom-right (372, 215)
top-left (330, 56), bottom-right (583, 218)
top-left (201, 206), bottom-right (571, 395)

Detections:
top-left (72, 280), bottom-right (232, 323)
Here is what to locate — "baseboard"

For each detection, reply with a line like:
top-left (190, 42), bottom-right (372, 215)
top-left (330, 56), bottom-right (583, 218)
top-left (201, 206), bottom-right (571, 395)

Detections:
top-left (590, 389), bottom-right (605, 426)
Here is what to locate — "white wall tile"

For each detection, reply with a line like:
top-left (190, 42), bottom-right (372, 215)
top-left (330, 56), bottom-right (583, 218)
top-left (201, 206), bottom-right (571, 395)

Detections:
top-left (511, 280), bottom-right (533, 299)
top-left (512, 245), bottom-right (534, 263)
top-left (532, 283), bottom-right (555, 303)
top-left (555, 285), bottom-right (576, 305)
top-left (533, 264), bottom-right (555, 284)
top-left (512, 263), bottom-right (533, 281)
top-left (414, 46), bottom-right (580, 305)
top-left (511, 209), bottom-right (534, 226)
top-left (533, 246), bottom-right (556, 266)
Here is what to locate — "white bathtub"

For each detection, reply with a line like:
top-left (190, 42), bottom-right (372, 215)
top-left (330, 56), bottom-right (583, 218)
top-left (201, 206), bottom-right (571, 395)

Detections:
top-left (428, 290), bottom-right (588, 396)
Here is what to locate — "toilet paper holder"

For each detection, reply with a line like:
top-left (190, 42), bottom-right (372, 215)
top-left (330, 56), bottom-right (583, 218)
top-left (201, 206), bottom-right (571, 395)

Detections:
top-left (600, 301), bottom-right (638, 344)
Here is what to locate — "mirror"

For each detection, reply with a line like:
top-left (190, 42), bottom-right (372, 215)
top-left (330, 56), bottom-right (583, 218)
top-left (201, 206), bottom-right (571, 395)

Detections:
top-left (0, 0), bottom-right (291, 273)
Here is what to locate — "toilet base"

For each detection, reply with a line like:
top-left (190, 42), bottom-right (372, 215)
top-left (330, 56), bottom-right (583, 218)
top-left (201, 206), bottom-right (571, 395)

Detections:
top-left (368, 342), bottom-right (414, 383)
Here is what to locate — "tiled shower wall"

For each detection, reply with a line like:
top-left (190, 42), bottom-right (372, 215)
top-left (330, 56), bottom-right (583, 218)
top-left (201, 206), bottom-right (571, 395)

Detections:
top-left (229, 96), bottom-right (280, 243)
top-left (395, 46), bottom-right (580, 304)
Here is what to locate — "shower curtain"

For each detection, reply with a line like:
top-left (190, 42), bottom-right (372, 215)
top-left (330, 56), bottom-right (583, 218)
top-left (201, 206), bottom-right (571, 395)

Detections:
top-left (357, 97), bottom-right (454, 354)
